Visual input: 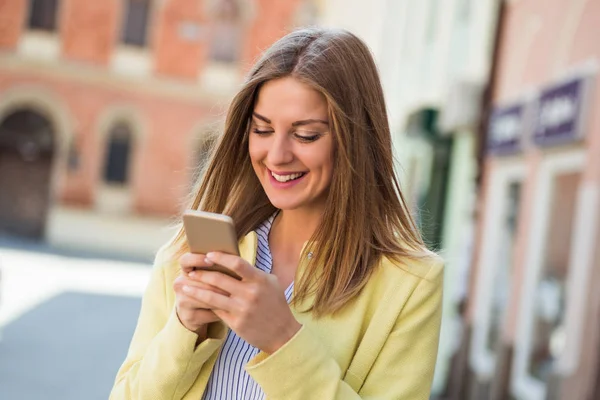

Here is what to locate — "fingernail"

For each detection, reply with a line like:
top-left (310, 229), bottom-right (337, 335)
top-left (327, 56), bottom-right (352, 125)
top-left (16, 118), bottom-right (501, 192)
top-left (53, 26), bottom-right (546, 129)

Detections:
top-left (189, 271), bottom-right (196, 278)
top-left (205, 254), bottom-right (215, 264)
top-left (183, 285), bottom-right (192, 293)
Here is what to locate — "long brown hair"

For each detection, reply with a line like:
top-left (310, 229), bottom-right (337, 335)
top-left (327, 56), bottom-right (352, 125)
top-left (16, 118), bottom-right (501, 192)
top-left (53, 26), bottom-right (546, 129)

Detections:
top-left (169, 27), bottom-right (431, 316)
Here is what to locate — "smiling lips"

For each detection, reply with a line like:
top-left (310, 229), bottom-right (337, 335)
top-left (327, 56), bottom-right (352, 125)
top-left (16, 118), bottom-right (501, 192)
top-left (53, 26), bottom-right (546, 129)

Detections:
top-left (269, 170), bottom-right (307, 183)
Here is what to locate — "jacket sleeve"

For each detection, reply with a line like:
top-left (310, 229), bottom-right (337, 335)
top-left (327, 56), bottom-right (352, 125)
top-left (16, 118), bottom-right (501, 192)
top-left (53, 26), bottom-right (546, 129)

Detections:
top-left (109, 248), bottom-right (227, 400)
top-left (244, 260), bottom-right (443, 400)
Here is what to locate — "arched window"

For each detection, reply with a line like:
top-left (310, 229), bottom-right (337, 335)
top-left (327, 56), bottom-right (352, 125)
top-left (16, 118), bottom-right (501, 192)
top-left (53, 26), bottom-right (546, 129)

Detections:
top-left (0, 109), bottom-right (54, 159)
top-left (209, 0), bottom-right (242, 63)
top-left (103, 122), bottom-right (133, 184)
top-left (28, 0), bottom-right (60, 32)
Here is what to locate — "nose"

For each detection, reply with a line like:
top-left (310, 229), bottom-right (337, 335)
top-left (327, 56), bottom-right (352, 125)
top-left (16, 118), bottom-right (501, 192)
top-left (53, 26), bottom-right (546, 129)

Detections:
top-left (266, 132), bottom-right (294, 166)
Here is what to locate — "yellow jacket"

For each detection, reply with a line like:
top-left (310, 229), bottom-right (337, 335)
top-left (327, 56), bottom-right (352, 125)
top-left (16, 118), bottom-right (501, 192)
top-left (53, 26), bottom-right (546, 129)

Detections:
top-left (110, 232), bottom-right (443, 400)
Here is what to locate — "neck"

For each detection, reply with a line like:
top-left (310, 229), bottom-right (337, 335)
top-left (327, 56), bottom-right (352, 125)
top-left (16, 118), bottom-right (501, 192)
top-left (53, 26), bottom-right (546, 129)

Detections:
top-left (271, 207), bottom-right (323, 254)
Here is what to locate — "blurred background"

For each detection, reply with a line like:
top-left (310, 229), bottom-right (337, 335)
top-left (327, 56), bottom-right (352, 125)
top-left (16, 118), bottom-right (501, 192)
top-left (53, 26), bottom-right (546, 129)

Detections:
top-left (0, 0), bottom-right (599, 399)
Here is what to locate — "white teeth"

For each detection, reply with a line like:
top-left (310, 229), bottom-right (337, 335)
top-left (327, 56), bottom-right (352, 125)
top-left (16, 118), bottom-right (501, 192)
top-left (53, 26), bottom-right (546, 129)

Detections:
top-left (271, 171), bottom-right (304, 182)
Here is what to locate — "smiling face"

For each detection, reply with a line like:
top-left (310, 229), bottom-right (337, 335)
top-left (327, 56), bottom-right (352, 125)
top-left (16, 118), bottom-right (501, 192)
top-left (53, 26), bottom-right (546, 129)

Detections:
top-left (249, 77), bottom-right (334, 213)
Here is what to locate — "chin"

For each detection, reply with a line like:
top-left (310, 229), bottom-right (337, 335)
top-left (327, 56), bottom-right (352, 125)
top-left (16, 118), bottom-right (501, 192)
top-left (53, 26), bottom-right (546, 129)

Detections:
top-left (264, 194), bottom-right (304, 211)
top-left (268, 199), bottom-right (304, 211)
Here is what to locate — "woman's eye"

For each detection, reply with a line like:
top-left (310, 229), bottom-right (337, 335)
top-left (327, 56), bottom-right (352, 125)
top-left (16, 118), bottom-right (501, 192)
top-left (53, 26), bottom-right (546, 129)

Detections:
top-left (252, 128), bottom-right (272, 135)
top-left (294, 133), bottom-right (320, 143)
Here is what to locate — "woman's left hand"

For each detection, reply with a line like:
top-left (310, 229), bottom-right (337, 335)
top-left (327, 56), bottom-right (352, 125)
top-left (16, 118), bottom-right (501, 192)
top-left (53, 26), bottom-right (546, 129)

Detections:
top-left (183, 252), bottom-right (302, 354)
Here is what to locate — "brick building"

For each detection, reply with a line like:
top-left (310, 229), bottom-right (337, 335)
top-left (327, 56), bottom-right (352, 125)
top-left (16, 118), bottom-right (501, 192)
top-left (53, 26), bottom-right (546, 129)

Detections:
top-left (460, 1), bottom-right (600, 399)
top-left (0, 0), bottom-right (315, 257)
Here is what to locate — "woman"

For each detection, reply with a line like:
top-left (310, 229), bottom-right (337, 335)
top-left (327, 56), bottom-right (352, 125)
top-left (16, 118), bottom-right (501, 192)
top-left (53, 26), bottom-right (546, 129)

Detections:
top-left (111, 27), bottom-right (443, 400)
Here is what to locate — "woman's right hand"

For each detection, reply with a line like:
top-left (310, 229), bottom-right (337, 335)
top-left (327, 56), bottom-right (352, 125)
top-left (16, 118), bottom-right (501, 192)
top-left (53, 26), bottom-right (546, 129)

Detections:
top-left (173, 253), bottom-right (228, 338)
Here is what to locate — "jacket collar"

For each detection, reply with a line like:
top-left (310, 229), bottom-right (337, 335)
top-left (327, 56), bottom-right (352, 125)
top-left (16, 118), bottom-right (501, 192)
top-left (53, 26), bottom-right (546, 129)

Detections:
top-left (238, 231), bottom-right (314, 312)
top-left (239, 231), bottom-right (259, 267)
top-left (238, 231), bottom-right (313, 277)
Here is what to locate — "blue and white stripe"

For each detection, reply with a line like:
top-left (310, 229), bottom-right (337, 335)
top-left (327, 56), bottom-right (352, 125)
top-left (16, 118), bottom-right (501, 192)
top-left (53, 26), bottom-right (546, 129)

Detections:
top-left (202, 214), bottom-right (294, 400)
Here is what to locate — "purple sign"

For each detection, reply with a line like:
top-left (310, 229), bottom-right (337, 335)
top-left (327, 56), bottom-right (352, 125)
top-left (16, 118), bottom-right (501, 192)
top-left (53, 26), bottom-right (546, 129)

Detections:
top-left (486, 103), bottom-right (526, 155)
top-left (533, 77), bottom-right (591, 146)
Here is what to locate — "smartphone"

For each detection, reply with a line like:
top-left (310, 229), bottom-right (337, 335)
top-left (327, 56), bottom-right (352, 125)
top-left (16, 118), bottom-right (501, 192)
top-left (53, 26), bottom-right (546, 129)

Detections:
top-left (182, 209), bottom-right (241, 279)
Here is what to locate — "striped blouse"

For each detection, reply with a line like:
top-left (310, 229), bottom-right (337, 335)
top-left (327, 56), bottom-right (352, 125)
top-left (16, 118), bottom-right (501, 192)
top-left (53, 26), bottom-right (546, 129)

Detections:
top-left (202, 214), bottom-right (294, 400)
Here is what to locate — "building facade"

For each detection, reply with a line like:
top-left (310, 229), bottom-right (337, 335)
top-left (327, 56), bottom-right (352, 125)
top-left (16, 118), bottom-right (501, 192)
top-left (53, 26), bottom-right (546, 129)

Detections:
top-left (466, 0), bottom-right (600, 399)
top-left (0, 0), bottom-right (312, 258)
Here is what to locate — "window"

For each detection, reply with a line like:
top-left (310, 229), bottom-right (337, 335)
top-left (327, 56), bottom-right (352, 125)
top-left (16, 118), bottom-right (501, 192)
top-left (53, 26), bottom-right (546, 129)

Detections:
top-left (28, 0), bottom-right (59, 32)
top-left (104, 123), bottom-right (132, 184)
top-left (122, 0), bottom-right (151, 47)
top-left (528, 171), bottom-right (581, 383)
top-left (209, 0), bottom-right (242, 63)
top-left (486, 182), bottom-right (522, 353)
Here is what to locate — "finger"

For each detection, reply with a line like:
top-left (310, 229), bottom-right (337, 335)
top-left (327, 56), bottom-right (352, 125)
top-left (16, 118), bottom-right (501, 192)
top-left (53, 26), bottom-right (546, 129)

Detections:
top-left (189, 307), bottom-right (221, 322)
top-left (198, 309), bottom-right (222, 324)
top-left (179, 252), bottom-right (212, 273)
top-left (182, 279), bottom-right (230, 297)
top-left (183, 285), bottom-right (233, 311)
top-left (177, 293), bottom-right (213, 309)
top-left (174, 275), bottom-right (211, 292)
top-left (205, 252), bottom-right (259, 281)
top-left (189, 270), bottom-right (242, 295)
top-left (174, 276), bottom-right (225, 303)
top-left (174, 275), bottom-right (229, 298)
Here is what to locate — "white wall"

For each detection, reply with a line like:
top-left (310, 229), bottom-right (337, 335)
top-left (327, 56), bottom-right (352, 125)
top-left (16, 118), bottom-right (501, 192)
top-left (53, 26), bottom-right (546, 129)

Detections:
top-left (318, 0), bottom-right (388, 61)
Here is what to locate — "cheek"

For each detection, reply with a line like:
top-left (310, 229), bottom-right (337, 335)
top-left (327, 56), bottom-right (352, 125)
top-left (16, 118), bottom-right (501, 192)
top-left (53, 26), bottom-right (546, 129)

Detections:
top-left (248, 148), bottom-right (258, 165)
top-left (304, 150), bottom-right (333, 180)
top-left (248, 139), bottom-right (262, 164)
top-left (321, 152), bottom-right (334, 187)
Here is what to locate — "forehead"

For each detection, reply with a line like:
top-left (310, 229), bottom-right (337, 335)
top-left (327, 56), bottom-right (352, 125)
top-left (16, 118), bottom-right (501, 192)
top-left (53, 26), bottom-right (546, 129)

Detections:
top-left (253, 77), bottom-right (328, 122)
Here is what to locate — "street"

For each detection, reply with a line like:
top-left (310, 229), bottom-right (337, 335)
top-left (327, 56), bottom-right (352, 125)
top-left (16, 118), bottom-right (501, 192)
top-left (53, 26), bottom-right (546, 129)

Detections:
top-left (0, 245), bottom-right (151, 400)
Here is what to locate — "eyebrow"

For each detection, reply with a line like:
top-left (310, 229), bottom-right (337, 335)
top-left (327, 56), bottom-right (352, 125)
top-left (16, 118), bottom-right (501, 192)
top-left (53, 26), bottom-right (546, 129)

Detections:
top-left (252, 112), bottom-right (329, 127)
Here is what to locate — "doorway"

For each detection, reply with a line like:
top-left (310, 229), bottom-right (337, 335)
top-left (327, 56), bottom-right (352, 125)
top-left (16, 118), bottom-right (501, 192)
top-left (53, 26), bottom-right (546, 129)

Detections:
top-left (0, 109), bottom-right (55, 239)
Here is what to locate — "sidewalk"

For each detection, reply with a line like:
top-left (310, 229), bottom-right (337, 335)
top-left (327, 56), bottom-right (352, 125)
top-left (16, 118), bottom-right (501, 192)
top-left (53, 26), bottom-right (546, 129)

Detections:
top-left (0, 244), bottom-right (151, 329)
top-left (0, 245), bottom-right (151, 399)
